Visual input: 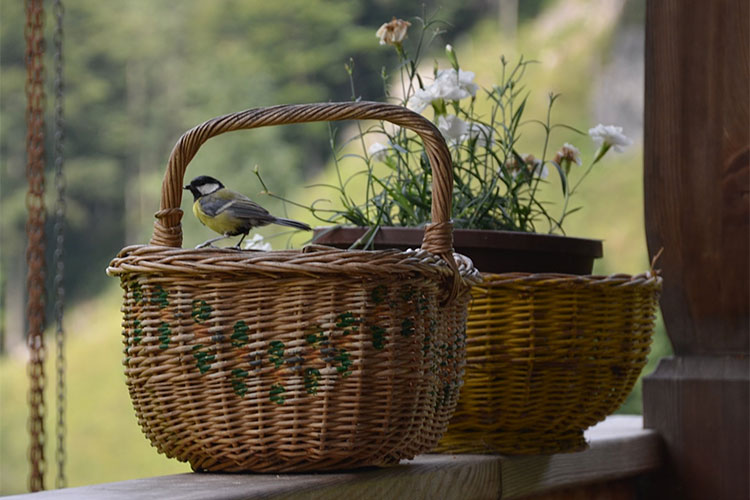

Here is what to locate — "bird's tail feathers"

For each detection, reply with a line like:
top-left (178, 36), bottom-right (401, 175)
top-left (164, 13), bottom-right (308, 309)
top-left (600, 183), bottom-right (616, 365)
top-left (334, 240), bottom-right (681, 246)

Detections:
top-left (274, 217), bottom-right (311, 231)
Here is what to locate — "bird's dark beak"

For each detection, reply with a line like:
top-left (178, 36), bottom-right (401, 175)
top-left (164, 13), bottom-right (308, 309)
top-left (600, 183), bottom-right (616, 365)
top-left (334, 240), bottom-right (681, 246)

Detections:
top-left (183, 185), bottom-right (189, 190)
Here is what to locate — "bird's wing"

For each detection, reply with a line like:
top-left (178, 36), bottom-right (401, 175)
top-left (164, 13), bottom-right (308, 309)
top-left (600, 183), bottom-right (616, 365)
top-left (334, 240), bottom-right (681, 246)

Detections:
top-left (198, 194), bottom-right (233, 217)
top-left (218, 198), bottom-right (272, 220)
top-left (199, 190), bottom-right (270, 219)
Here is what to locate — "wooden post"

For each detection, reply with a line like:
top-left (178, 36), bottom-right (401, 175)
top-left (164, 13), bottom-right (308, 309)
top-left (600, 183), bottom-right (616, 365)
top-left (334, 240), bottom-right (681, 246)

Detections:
top-left (643, 0), bottom-right (749, 499)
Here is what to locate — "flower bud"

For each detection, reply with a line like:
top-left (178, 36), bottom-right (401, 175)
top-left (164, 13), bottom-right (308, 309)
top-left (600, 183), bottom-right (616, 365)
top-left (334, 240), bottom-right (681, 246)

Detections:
top-left (446, 44), bottom-right (460, 71)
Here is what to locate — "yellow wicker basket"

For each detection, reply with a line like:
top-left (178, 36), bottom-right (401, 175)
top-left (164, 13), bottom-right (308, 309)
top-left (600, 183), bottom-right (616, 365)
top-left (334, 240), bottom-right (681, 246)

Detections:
top-left (106, 102), bottom-right (477, 472)
top-left (436, 272), bottom-right (662, 455)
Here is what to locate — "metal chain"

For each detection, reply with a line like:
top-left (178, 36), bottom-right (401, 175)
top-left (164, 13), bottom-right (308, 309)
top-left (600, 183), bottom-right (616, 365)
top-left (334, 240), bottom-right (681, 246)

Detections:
top-left (24, 0), bottom-right (47, 492)
top-left (53, 0), bottom-right (67, 489)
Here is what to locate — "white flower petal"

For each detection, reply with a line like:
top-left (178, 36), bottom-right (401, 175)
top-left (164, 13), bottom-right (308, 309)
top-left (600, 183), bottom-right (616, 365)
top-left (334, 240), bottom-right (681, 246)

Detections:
top-left (433, 68), bottom-right (479, 101)
top-left (538, 164), bottom-right (549, 179)
top-left (437, 115), bottom-right (469, 143)
top-left (465, 121), bottom-right (493, 147)
top-left (588, 124), bottom-right (633, 152)
top-left (407, 87), bottom-right (436, 113)
top-left (367, 142), bottom-right (389, 162)
top-left (244, 233), bottom-right (272, 251)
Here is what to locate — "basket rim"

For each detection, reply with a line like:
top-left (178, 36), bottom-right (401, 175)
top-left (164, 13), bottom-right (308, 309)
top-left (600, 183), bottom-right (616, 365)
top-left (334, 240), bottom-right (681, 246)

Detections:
top-left (477, 271), bottom-right (663, 288)
top-left (107, 243), bottom-right (479, 283)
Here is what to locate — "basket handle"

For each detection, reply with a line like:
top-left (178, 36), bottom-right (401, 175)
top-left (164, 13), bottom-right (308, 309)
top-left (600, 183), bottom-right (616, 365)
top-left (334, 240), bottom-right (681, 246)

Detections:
top-left (151, 101), bottom-right (455, 261)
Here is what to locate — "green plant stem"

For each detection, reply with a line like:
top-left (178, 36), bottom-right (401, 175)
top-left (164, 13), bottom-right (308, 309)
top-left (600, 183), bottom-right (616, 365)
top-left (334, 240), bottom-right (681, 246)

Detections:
top-left (554, 149), bottom-right (604, 232)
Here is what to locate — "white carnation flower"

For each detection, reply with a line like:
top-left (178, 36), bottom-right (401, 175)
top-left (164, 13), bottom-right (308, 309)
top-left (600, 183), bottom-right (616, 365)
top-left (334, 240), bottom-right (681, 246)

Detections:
top-left (588, 124), bottom-right (633, 152)
top-left (433, 68), bottom-right (479, 101)
top-left (465, 121), bottom-right (494, 147)
top-left (408, 87), bottom-right (438, 113)
top-left (437, 115), bottom-right (469, 144)
top-left (538, 163), bottom-right (549, 179)
top-left (408, 68), bottom-right (478, 113)
top-left (367, 142), bottom-right (389, 162)
top-left (244, 233), bottom-right (272, 251)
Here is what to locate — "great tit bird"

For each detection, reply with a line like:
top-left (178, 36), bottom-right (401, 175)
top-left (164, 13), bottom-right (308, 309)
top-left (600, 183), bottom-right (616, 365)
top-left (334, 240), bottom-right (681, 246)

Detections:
top-left (184, 175), bottom-right (311, 249)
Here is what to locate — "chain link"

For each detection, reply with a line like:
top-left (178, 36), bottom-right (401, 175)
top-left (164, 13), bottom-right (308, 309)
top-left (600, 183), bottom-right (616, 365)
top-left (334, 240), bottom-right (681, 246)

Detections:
top-left (53, 0), bottom-right (67, 489)
top-left (25, 0), bottom-right (47, 492)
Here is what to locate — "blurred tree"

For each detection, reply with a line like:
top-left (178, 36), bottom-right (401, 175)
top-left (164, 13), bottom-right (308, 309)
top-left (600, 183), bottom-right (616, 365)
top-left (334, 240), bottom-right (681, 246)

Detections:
top-left (0, 0), bottom-right (497, 351)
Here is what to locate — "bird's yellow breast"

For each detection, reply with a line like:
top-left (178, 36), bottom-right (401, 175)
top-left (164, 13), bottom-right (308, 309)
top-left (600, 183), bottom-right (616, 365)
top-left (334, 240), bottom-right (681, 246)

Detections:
top-left (193, 200), bottom-right (243, 235)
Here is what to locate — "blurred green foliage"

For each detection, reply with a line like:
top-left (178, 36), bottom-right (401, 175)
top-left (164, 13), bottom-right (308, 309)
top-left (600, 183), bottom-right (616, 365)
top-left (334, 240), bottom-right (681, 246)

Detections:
top-left (0, 0), bottom-right (669, 494)
top-left (0, 289), bottom-right (191, 495)
top-left (0, 0), bottom-right (515, 307)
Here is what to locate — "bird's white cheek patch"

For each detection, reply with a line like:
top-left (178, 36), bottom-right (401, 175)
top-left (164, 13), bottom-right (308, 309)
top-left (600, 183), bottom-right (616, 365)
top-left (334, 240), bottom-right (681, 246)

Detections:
top-left (197, 183), bottom-right (221, 195)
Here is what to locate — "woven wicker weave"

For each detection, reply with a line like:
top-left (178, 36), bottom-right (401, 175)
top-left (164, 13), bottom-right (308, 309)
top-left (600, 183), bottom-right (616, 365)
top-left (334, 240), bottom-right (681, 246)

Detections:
top-left (107, 102), bottom-right (477, 472)
top-left (435, 272), bottom-right (662, 455)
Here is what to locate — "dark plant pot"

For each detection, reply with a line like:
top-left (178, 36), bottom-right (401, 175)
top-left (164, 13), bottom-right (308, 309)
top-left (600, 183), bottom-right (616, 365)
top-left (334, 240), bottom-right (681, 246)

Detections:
top-left (313, 226), bottom-right (603, 275)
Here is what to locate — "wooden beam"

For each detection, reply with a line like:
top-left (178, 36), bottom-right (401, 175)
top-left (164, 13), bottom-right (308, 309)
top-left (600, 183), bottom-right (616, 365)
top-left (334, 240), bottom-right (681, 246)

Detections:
top-left (644, 356), bottom-right (749, 498)
top-left (643, 0), bottom-right (749, 498)
top-left (644, 0), bottom-right (749, 355)
top-left (5, 416), bottom-right (661, 500)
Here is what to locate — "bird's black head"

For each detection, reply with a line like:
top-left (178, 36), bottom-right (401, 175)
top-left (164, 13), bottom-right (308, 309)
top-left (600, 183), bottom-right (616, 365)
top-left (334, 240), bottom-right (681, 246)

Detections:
top-left (184, 175), bottom-right (225, 201)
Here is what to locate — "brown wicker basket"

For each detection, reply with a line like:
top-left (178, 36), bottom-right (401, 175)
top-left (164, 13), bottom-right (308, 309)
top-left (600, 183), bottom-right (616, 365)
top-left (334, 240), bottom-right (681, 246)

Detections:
top-left (107, 102), bottom-right (477, 472)
top-left (435, 271), bottom-right (662, 455)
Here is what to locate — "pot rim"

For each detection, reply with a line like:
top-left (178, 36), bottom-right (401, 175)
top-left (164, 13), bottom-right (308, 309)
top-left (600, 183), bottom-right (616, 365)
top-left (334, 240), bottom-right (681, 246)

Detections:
top-left (312, 226), bottom-right (603, 258)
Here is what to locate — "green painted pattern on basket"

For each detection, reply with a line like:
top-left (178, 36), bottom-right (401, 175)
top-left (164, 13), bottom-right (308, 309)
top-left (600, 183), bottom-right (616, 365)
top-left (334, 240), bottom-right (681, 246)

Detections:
top-left (370, 324), bottom-right (386, 350)
top-left (442, 383), bottom-right (453, 405)
top-left (371, 285), bottom-right (387, 304)
top-left (231, 369), bottom-right (249, 397)
top-left (132, 319), bottom-right (142, 345)
top-left (270, 383), bottom-right (285, 404)
top-left (306, 325), bottom-right (325, 346)
top-left (336, 312), bottom-right (359, 336)
top-left (268, 340), bottom-right (285, 368)
top-left (401, 318), bottom-right (415, 337)
top-left (151, 285), bottom-right (169, 309)
top-left (158, 322), bottom-right (172, 349)
top-left (304, 367), bottom-right (321, 395)
top-left (131, 282), bottom-right (143, 304)
top-left (232, 320), bottom-right (249, 347)
top-left (192, 344), bottom-right (215, 373)
top-left (191, 299), bottom-right (212, 324)
top-left (335, 349), bottom-right (352, 377)
top-left (187, 308), bottom-right (395, 401)
top-left (401, 287), bottom-right (415, 302)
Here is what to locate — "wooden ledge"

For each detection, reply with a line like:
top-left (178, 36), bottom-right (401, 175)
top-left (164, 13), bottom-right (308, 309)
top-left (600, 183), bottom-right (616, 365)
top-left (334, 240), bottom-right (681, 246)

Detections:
top-left (7, 416), bottom-right (662, 500)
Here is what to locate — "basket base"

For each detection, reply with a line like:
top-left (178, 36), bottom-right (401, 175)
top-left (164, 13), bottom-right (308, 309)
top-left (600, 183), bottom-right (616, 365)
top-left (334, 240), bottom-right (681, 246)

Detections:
top-left (190, 457), bottom-right (406, 474)
top-left (189, 457), bottom-right (402, 474)
top-left (434, 428), bottom-right (588, 455)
